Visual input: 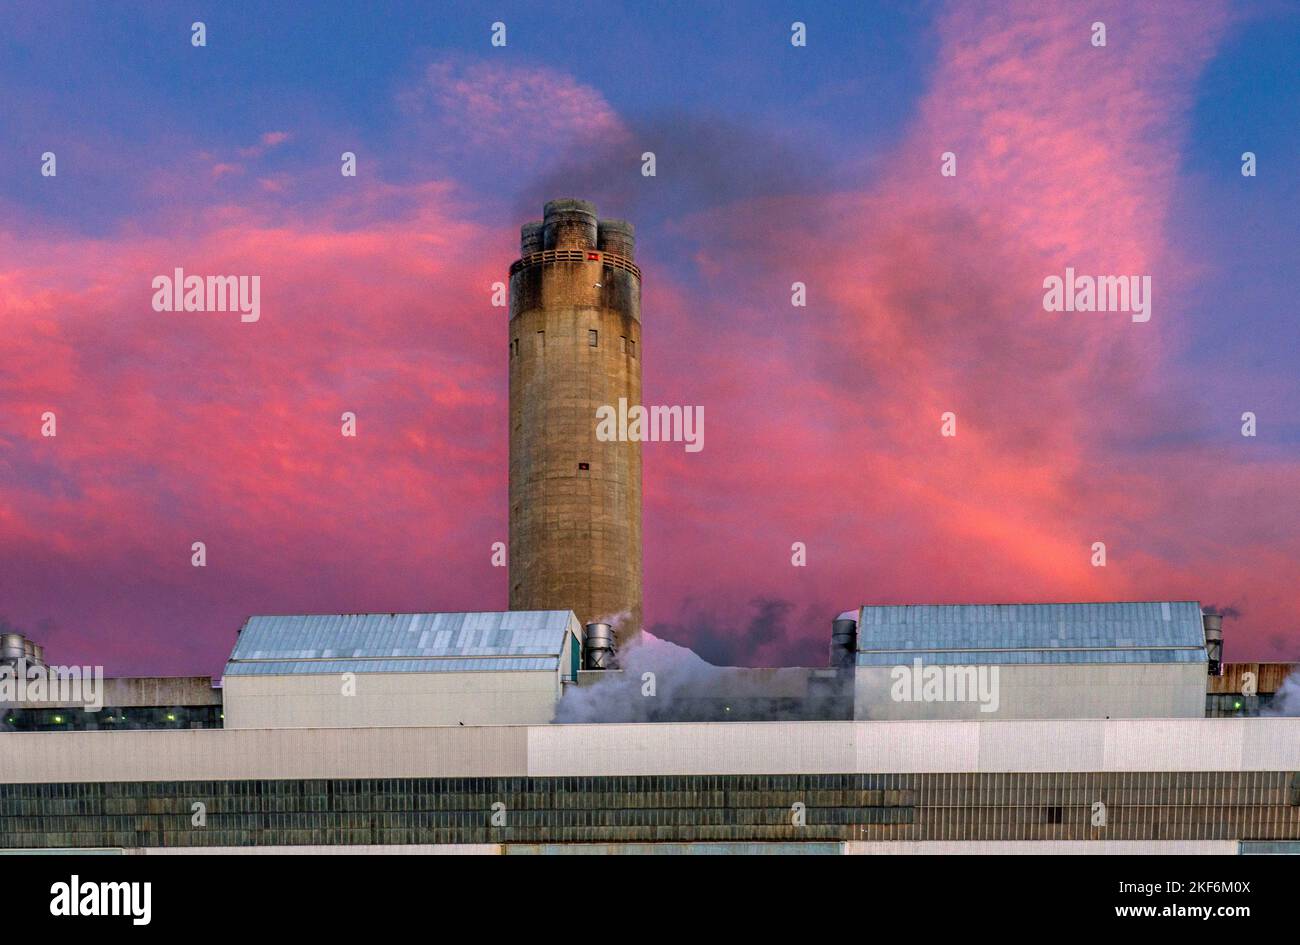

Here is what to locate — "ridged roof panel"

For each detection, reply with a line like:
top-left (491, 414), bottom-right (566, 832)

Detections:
top-left (225, 611), bottom-right (576, 674)
top-left (854, 602), bottom-right (1207, 664)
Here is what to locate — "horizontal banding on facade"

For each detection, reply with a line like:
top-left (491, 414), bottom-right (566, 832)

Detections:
top-left (5, 771), bottom-right (1300, 848)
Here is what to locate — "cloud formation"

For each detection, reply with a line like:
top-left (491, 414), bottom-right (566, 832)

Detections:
top-left (2, 3), bottom-right (1296, 675)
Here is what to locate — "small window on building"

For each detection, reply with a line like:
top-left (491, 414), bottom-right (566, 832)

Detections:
top-left (588, 329), bottom-right (598, 347)
top-left (578, 462), bottom-right (590, 471)
top-left (510, 338), bottom-right (519, 358)
top-left (537, 330), bottom-right (545, 350)
top-left (619, 335), bottom-right (627, 353)
top-left (629, 339), bottom-right (637, 358)
top-left (1045, 806), bottom-right (1063, 824)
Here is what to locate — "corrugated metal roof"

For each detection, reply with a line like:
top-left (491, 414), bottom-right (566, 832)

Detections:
top-left (224, 611), bottom-right (575, 676)
top-left (854, 602), bottom-right (1207, 665)
top-left (223, 657), bottom-right (560, 676)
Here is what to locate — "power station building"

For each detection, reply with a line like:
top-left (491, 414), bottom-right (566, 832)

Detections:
top-left (221, 611), bottom-right (583, 729)
top-left (851, 602), bottom-right (1210, 720)
top-left (3, 200), bottom-right (1298, 855)
top-left (508, 199), bottom-right (643, 640)
top-left (6, 597), bottom-right (1296, 854)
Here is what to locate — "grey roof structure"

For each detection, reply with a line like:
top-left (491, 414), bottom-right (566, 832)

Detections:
top-left (223, 611), bottom-right (576, 676)
top-left (854, 601), bottom-right (1208, 665)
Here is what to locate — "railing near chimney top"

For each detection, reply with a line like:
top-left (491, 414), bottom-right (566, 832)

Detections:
top-left (509, 248), bottom-right (641, 280)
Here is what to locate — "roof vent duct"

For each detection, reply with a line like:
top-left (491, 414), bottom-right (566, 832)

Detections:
top-left (1203, 612), bottom-right (1223, 676)
top-left (1, 632), bottom-right (25, 665)
top-left (830, 615), bottom-right (858, 670)
top-left (583, 622), bottom-right (617, 670)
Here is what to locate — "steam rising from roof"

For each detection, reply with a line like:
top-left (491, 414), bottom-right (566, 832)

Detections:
top-left (554, 631), bottom-right (848, 723)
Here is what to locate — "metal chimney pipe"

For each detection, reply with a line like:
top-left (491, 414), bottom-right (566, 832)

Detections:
top-left (583, 622), bottom-right (617, 670)
top-left (1202, 612), bottom-right (1223, 676)
top-left (0, 632), bottom-right (24, 664)
top-left (830, 616), bottom-right (858, 669)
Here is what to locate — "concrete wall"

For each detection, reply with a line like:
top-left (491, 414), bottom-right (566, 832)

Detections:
top-left (855, 662), bottom-right (1206, 720)
top-left (845, 841), bottom-right (1239, 855)
top-left (9, 721), bottom-right (1297, 850)
top-left (4, 718), bottom-right (1299, 783)
top-left (4, 841), bottom-right (1247, 855)
top-left (526, 718), bottom-right (1300, 775)
top-left (5, 675), bottom-right (220, 709)
top-left (1210, 662), bottom-right (1297, 695)
top-left (223, 670), bottom-right (561, 729)
top-left (0, 725), bottom-right (528, 782)
top-left (130, 844), bottom-right (499, 855)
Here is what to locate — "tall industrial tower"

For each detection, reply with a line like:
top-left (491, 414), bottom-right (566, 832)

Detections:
top-left (508, 199), bottom-right (643, 640)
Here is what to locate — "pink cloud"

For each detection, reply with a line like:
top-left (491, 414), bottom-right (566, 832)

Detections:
top-left (643, 1), bottom-right (1297, 662)
top-left (237, 130), bottom-right (292, 159)
top-left (400, 58), bottom-right (630, 167)
top-left (3, 2), bottom-right (1295, 675)
top-left (0, 179), bottom-right (511, 672)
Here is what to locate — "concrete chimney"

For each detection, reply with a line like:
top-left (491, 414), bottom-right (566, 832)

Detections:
top-left (508, 200), bottom-right (643, 641)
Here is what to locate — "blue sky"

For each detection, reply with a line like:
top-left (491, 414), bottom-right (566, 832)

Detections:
top-left (2, 1), bottom-right (1298, 671)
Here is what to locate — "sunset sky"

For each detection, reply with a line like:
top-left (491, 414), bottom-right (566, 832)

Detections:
top-left (1, 1), bottom-right (1297, 674)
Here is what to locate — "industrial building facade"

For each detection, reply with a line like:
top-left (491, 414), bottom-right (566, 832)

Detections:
top-left (5, 596), bottom-right (1297, 852)
top-left (1, 676), bottom-right (221, 732)
top-left (853, 602), bottom-right (1210, 720)
top-left (3, 720), bottom-right (1299, 853)
top-left (222, 611), bottom-right (582, 729)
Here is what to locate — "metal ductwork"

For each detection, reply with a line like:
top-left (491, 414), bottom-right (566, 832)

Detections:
top-left (1203, 612), bottom-right (1223, 676)
top-left (1, 632), bottom-right (25, 664)
top-left (583, 622), bottom-right (617, 670)
top-left (830, 615), bottom-right (858, 669)
top-left (1, 632), bottom-right (45, 667)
